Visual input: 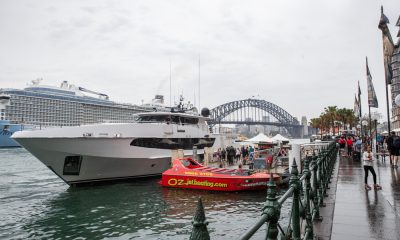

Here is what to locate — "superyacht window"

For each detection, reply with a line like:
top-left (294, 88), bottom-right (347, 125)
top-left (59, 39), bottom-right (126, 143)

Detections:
top-left (130, 138), bottom-right (215, 150)
top-left (63, 156), bottom-right (82, 175)
top-left (133, 114), bottom-right (200, 125)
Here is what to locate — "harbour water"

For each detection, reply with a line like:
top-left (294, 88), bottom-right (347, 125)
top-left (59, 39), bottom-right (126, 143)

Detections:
top-left (0, 141), bottom-right (310, 239)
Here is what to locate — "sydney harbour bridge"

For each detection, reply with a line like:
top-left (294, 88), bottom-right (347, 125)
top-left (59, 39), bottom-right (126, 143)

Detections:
top-left (208, 98), bottom-right (304, 138)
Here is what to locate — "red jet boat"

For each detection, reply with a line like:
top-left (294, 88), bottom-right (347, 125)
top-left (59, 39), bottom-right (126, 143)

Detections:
top-left (161, 157), bottom-right (281, 191)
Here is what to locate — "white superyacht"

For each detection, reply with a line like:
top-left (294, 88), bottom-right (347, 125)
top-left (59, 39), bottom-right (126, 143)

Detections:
top-left (12, 101), bottom-right (215, 185)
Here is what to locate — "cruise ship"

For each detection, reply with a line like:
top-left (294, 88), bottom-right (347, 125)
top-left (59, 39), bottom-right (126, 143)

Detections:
top-left (0, 79), bottom-right (167, 147)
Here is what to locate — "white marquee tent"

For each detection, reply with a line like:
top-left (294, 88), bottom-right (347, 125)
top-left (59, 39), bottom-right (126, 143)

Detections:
top-left (271, 134), bottom-right (289, 142)
top-left (244, 133), bottom-right (274, 143)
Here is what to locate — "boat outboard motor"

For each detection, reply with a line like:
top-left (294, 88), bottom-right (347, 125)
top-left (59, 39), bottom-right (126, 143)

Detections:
top-left (201, 108), bottom-right (210, 117)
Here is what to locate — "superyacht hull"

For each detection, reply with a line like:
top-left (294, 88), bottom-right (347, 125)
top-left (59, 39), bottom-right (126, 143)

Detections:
top-left (12, 110), bottom-right (215, 185)
top-left (15, 137), bottom-right (181, 185)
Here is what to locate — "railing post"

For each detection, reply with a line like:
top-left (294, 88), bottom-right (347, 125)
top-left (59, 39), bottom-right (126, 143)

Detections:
top-left (262, 176), bottom-right (280, 240)
top-left (317, 151), bottom-right (326, 207)
top-left (303, 157), bottom-right (314, 239)
top-left (326, 144), bottom-right (333, 184)
top-left (189, 198), bottom-right (210, 240)
top-left (290, 158), bottom-right (301, 240)
top-left (311, 151), bottom-right (322, 221)
top-left (321, 146), bottom-right (329, 197)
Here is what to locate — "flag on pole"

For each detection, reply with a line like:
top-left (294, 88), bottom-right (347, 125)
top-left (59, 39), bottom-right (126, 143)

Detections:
top-left (366, 57), bottom-right (379, 108)
top-left (397, 15), bottom-right (400, 37)
top-left (354, 94), bottom-right (359, 117)
top-left (378, 6), bottom-right (395, 84)
top-left (358, 81), bottom-right (362, 118)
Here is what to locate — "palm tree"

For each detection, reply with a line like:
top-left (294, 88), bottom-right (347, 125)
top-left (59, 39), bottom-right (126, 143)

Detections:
top-left (320, 113), bottom-right (331, 137)
top-left (344, 109), bottom-right (357, 129)
top-left (336, 108), bottom-right (347, 132)
top-left (336, 108), bottom-right (356, 132)
top-left (310, 118), bottom-right (322, 137)
top-left (310, 107), bottom-right (358, 138)
top-left (324, 106), bottom-right (338, 135)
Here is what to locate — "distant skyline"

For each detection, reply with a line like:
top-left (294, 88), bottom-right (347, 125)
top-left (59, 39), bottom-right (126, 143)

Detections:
top-left (0, 0), bottom-right (399, 122)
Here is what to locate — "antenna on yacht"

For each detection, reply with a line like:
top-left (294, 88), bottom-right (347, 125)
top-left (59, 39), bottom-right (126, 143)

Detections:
top-left (193, 60), bottom-right (196, 108)
top-left (193, 91), bottom-right (196, 109)
top-left (198, 55), bottom-right (201, 110)
top-left (169, 59), bottom-right (172, 108)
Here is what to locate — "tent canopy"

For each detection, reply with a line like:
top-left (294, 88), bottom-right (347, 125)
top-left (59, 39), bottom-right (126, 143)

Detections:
top-left (271, 134), bottom-right (289, 142)
top-left (245, 133), bottom-right (273, 143)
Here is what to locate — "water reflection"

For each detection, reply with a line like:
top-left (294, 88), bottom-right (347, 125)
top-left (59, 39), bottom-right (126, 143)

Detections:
top-left (390, 168), bottom-right (400, 215)
top-left (22, 179), bottom-right (290, 239)
top-left (1, 148), bottom-right (291, 240)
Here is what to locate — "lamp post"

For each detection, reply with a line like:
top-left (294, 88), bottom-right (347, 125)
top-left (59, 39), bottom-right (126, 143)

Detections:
top-left (370, 113), bottom-right (380, 154)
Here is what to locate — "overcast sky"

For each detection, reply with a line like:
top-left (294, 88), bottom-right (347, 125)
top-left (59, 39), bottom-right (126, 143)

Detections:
top-left (0, 0), bottom-right (399, 121)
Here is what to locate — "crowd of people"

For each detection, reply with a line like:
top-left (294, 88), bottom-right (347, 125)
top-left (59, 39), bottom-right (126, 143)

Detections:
top-left (337, 135), bottom-right (362, 160)
top-left (214, 145), bottom-right (255, 166)
top-left (336, 133), bottom-right (398, 191)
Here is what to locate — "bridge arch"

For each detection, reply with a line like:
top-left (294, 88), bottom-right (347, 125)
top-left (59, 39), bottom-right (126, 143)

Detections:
top-left (209, 98), bottom-right (301, 136)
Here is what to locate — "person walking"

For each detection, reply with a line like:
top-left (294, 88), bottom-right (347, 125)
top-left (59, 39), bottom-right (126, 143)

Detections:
top-left (386, 131), bottom-right (395, 166)
top-left (362, 145), bottom-right (382, 190)
top-left (353, 137), bottom-right (362, 161)
top-left (221, 148), bottom-right (226, 165)
top-left (346, 136), bottom-right (353, 158)
top-left (338, 136), bottom-right (346, 156)
top-left (235, 148), bottom-right (241, 164)
top-left (391, 134), bottom-right (400, 168)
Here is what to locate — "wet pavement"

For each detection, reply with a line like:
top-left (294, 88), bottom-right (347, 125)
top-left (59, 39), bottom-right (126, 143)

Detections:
top-left (330, 153), bottom-right (400, 240)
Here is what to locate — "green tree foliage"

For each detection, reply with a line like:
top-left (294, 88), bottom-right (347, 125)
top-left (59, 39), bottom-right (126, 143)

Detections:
top-left (310, 106), bottom-right (357, 136)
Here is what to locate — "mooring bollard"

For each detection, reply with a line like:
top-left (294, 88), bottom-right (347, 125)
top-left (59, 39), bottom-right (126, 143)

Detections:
top-left (189, 198), bottom-right (210, 240)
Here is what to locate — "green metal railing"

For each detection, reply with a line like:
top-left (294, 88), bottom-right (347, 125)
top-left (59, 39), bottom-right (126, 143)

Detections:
top-left (189, 141), bottom-right (338, 240)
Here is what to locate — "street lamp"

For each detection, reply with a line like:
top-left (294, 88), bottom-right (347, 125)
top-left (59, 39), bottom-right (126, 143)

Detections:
top-left (370, 114), bottom-right (380, 152)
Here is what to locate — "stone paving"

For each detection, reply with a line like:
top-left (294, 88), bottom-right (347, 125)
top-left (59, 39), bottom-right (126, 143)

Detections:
top-left (330, 153), bottom-right (400, 240)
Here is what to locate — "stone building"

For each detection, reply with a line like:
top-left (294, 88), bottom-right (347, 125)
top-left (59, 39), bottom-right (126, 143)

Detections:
top-left (391, 16), bottom-right (400, 129)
